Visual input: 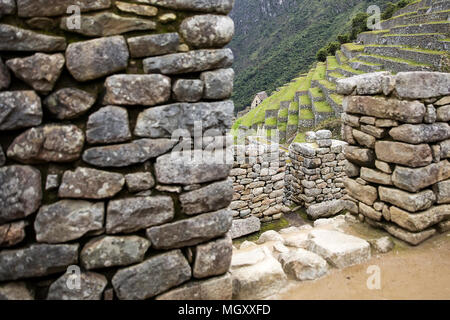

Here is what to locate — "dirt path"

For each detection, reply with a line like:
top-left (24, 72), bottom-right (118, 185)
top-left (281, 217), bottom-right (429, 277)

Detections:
top-left (274, 225), bottom-right (450, 300)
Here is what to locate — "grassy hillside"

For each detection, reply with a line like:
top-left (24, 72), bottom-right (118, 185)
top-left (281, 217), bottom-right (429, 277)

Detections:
top-left (229, 0), bottom-right (392, 112)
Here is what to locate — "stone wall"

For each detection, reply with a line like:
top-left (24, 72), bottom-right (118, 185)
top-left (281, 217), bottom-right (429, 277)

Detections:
top-left (284, 130), bottom-right (348, 216)
top-left (229, 139), bottom-right (289, 225)
top-left (338, 71), bottom-right (450, 246)
top-left (0, 0), bottom-right (236, 300)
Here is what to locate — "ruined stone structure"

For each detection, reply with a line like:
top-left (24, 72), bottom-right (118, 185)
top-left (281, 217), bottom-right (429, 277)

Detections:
top-left (284, 130), bottom-right (348, 215)
top-left (229, 139), bottom-right (288, 226)
top-left (339, 71), bottom-right (450, 246)
top-left (0, 0), bottom-right (236, 300)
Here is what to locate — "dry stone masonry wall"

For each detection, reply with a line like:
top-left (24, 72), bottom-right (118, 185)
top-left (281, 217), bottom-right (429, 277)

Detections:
top-left (338, 71), bottom-right (450, 246)
top-left (0, 0), bottom-right (236, 300)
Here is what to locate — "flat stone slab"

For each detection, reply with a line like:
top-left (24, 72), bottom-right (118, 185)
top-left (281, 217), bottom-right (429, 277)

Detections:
top-left (307, 229), bottom-right (371, 269)
top-left (229, 216), bottom-right (261, 239)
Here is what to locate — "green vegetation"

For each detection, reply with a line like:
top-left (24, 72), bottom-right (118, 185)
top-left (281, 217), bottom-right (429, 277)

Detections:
top-left (381, 0), bottom-right (417, 20)
top-left (312, 63), bottom-right (327, 81)
top-left (310, 87), bottom-right (324, 98)
top-left (314, 101), bottom-right (334, 113)
top-left (319, 79), bottom-right (337, 91)
top-left (293, 132), bottom-right (306, 143)
top-left (289, 101), bottom-right (299, 112)
top-left (265, 117), bottom-right (277, 126)
top-left (299, 109), bottom-right (314, 120)
top-left (278, 108), bottom-right (289, 118)
top-left (358, 53), bottom-right (433, 67)
top-left (288, 115), bottom-right (299, 125)
top-left (299, 94), bottom-right (311, 106)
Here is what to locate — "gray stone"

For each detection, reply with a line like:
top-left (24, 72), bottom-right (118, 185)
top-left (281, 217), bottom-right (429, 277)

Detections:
top-left (172, 79), bottom-right (204, 102)
top-left (375, 160), bottom-right (392, 174)
top-left (336, 72), bottom-right (391, 95)
top-left (44, 88), bottom-right (96, 120)
top-left (436, 220), bottom-right (450, 233)
top-left (316, 130), bottom-right (332, 139)
top-left (0, 220), bottom-right (27, 247)
top-left (17, 0), bottom-right (111, 17)
top-left (155, 151), bottom-right (232, 185)
top-left (201, 68), bottom-right (234, 100)
top-left (157, 273), bottom-right (232, 300)
top-left (278, 248), bottom-right (328, 281)
top-left (343, 178), bottom-right (378, 206)
top-left (193, 235), bottom-right (232, 279)
top-left (125, 172), bottom-right (155, 192)
top-left (256, 230), bottom-right (284, 244)
top-left (0, 91), bottom-right (42, 131)
top-left (0, 282), bottom-right (34, 300)
top-left (425, 105), bottom-right (437, 124)
top-left (379, 187), bottom-right (436, 212)
top-left (59, 167), bottom-right (125, 199)
top-left (60, 12), bottom-right (156, 36)
top-left (375, 141), bottom-right (432, 168)
top-left (0, 165), bottom-right (42, 224)
top-left (306, 200), bottom-right (345, 219)
top-left (146, 209), bottom-right (232, 249)
top-left (143, 49), bottom-right (233, 75)
top-left (6, 53), bottom-right (64, 92)
top-left (434, 180), bottom-right (450, 204)
top-left (86, 106), bottom-right (131, 144)
top-left (436, 105), bottom-right (450, 122)
top-left (307, 229), bottom-right (371, 269)
top-left (0, 24), bottom-right (66, 52)
top-left (345, 161), bottom-right (360, 177)
top-left (0, 146), bottom-right (5, 167)
top-left (180, 14), bottom-right (234, 48)
top-left (83, 138), bottom-right (177, 168)
top-left (229, 216), bottom-right (261, 239)
top-left (368, 236), bottom-right (394, 253)
top-left (81, 235), bottom-right (151, 270)
top-left (389, 123), bottom-right (450, 144)
top-left (392, 160), bottom-right (450, 192)
top-left (359, 202), bottom-right (382, 221)
top-left (390, 205), bottom-right (450, 232)
top-left (47, 271), bottom-right (107, 300)
top-left (138, 0), bottom-right (233, 14)
top-left (0, 244), bottom-right (79, 281)
top-left (395, 72), bottom-right (450, 99)
top-left (441, 140), bottom-right (450, 159)
top-left (66, 36), bottom-right (129, 81)
top-left (7, 125), bottom-right (84, 163)
top-left (106, 196), bottom-right (174, 234)
top-left (45, 174), bottom-right (59, 191)
top-left (381, 222), bottom-right (436, 246)
top-left (0, 0), bottom-right (15, 17)
top-left (344, 146), bottom-right (374, 167)
top-left (180, 180), bottom-right (233, 215)
top-left (34, 200), bottom-right (104, 243)
top-left (116, 1), bottom-right (158, 16)
top-left (0, 57), bottom-right (10, 90)
top-left (103, 74), bottom-right (171, 106)
top-left (343, 96), bottom-right (425, 124)
top-left (112, 250), bottom-right (191, 300)
top-left (127, 33), bottom-right (179, 58)
top-left (352, 129), bottom-right (376, 149)
top-left (360, 167), bottom-right (392, 185)
top-left (135, 100), bottom-right (234, 138)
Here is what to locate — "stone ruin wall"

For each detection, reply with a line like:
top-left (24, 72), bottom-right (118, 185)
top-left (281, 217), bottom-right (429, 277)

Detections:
top-left (0, 0), bottom-right (237, 300)
top-left (284, 130), bottom-right (348, 219)
top-left (229, 139), bottom-right (289, 227)
top-left (338, 71), bottom-right (450, 246)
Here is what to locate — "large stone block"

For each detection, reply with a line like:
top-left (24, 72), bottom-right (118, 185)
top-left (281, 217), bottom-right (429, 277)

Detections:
top-left (434, 180), bottom-right (450, 204)
top-left (103, 74), bottom-right (171, 106)
top-left (35, 200), bottom-right (104, 243)
top-left (66, 36), bottom-right (129, 81)
top-left (179, 14), bottom-right (234, 48)
top-left (81, 236), bottom-right (151, 270)
top-left (343, 177), bottom-right (378, 206)
top-left (395, 72), bottom-right (450, 99)
top-left (392, 160), bottom-right (450, 192)
top-left (134, 100), bottom-right (234, 138)
top-left (201, 68), bottom-right (234, 99)
top-left (155, 151), bottom-right (232, 185)
top-left (7, 125), bottom-right (85, 163)
top-left (0, 24), bottom-right (66, 52)
top-left (86, 106), bottom-right (131, 144)
top-left (143, 49), bottom-right (233, 75)
top-left (193, 235), bottom-right (232, 279)
top-left (278, 248), bottom-right (328, 281)
top-left (180, 180), bottom-right (233, 215)
top-left (0, 165), bottom-right (42, 224)
top-left (112, 250), bottom-right (191, 300)
top-left (379, 187), bottom-right (436, 212)
top-left (344, 146), bottom-right (375, 167)
top-left (336, 72), bottom-right (391, 95)
top-left (343, 96), bottom-right (425, 123)
top-left (360, 167), bottom-right (392, 185)
top-left (375, 141), bottom-right (432, 168)
top-left (0, 244), bottom-right (79, 281)
top-left (307, 229), bottom-right (371, 269)
top-left (140, 0), bottom-right (234, 14)
top-left (127, 33), bottom-right (179, 58)
top-left (17, 0), bottom-right (111, 17)
top-left (58, 167), bottom-right (125, 199)
top-left (389, 123), bottom-right (450, 144)
top-left (306, 199), bottom-right (345, 219)
top-left (44, 88), bottom-right (96, 120)
top-left (359, 202), bottom-right (382, 221)
top-left (0, 220), bottom-right (27, 247)
top-left (106, 196), bottom-right (174, 234)
top-left (146, 209), bottom-right (232, 249)
top-left (0, 91), bottom-right (42, 131)
top-left (47, 271), bottom-right (107, 300)
top-left (157, 273), bottom-right (232, 300)
top-left (352, 129), bottom-right (376, 149)
top-left (390, 205), bottom-right (450, 232)
top-left (229, 216), bottom-right (261, 239)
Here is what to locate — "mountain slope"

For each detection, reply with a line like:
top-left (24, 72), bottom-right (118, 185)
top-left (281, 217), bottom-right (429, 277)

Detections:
top-left (229, 0), bottom-right (392, 112)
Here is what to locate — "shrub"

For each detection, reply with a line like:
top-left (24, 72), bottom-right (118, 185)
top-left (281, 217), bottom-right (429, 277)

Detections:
top-left (316, 48), bottom-right (328, 62)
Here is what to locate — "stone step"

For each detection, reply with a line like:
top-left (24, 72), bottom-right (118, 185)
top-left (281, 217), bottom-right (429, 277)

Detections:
top-left (335, 50), bottom-right (349, 65)
top-left (326, 71), bottom-right (346, 84)
top-left (364, 45), bottom-right (449, 70)
top-left (390, 21), bottom-right (450, 35)
top-left (357, 30), bottom-right (390, 45)
top-left (317, 79), bottom-right (337, 96)
top-left (299, 93), bottom-right (312, 110)
top-left (357, 53), bottom-right (434, 72)
top-left (336, 63), bottom-right (366, 77)
top-left (341, 43), bottom-right (366, 60)
top-left (381, 9), bottom-right (450, 29)
top-left (431, 0), bottom-right (450, 12)
top-left (394, 0), bottom-right (430, 17)
top-left (311, 100), bottom-right (334, 126)
top-left (376, 33), bottom-right (448, 51)
top-left (308, 87), bottom-right (325, 102)
top-left (325, 93), bottom-right (344, 116)
top-left (349, 59), bottom-right (384, 73)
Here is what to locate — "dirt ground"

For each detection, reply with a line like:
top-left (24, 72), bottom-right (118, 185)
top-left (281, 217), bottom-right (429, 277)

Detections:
top-left (273, 221), bottom-right (450, 300)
